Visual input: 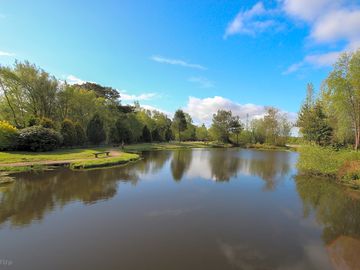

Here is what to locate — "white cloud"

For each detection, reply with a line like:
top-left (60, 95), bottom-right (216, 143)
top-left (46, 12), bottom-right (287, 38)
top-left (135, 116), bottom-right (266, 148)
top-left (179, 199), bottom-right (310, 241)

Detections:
top-left (119, 91), bottom-right (157, 101)
top-left (282, 0), bottom-right (337, 22)
top-left (0, 50), bottom-right (15, 57)
top-left (184, 96), bottom-right (296, 125)
top-left (281, 0), bottom-right (360, 73)
top-left (224, 1), bottom-right (360, 74)
top-left (66, 75), bottom-right (86, 85)
top-left (310, 8), bottom-right (360, 44)
top-left (140, 104), bottom-right (172, 117)
top-left (150, 55), bottom-right (206, 70)
top-left (224, 2), bottom-right (284, 38)
top-left (188, 77), bottom-right (214, 88)
top-left (283, 51), bottom-right (341, 74)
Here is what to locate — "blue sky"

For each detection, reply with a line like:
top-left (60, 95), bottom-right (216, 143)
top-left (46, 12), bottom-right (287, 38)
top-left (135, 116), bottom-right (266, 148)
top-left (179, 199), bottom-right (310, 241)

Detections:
top-left (1, 0), bottom-right (360, 124)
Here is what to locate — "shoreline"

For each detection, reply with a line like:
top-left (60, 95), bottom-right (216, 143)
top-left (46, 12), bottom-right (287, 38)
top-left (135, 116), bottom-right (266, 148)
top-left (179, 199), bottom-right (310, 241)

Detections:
top-left (0, 142), bottom-right (293, 174)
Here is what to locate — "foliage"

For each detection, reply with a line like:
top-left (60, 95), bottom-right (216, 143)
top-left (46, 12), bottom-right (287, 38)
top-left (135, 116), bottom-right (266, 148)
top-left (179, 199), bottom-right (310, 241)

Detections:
top-left (17, 126), bottom-right (62, 152)
top-left (86, 114), bottom-right (106, 145)
top-left (210, 110), bottom-right (242, 143)
top-left (74, 123), bottom-right (86, 146)
top-left (172, 109), bottom-right (187, 141)
top-left (142, 125), bottom-right (152, 143)
top-left (196, 124), bottom-right (209, 141)
top-left (60, 119), bottom-right (77, 146)
top-left (250, 107), bottom-right (291, 146)
top-left (297, 145), bottom-right (360, 178)
top-left (40, 117), bottom-right (55, 129)
top-left (322, 49), bottom-right (360, 149)
top-left (0, 120), bottom-right (18, 150)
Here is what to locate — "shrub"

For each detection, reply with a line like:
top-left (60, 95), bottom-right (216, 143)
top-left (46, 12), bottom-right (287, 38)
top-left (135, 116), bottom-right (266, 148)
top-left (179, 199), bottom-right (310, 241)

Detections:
top-left (17, 126), bottom-right (62, 152)
top-left (40, 117), bottom-right (55, 129)
top-left (86, 114), bottom-right (106, 145)
top-left (75, 123), bottom-right (86, 146)
top-left (297, 145), bottom-right (360, 177)
top-left (0, 120), bottom-right (18, 150)
top-left (61, 119), bottom-right (77, 146)
top-left (142, 125), bottom-right (152, 142)
top-left (151, 128), bottom-right (161, 142)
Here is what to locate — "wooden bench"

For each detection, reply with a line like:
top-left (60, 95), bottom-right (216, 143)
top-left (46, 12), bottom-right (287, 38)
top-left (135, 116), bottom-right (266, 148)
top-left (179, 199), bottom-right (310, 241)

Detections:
top-left (93, 151), bottom-right (110, 158)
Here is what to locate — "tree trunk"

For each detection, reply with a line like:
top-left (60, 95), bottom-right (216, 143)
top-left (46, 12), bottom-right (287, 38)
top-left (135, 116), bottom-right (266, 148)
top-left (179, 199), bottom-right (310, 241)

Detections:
top-left (178, 127), bottom-right (181, 142)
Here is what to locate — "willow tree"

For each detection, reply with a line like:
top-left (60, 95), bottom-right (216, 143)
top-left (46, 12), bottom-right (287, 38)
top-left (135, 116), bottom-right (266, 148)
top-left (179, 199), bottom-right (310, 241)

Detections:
top-left (325, 50), bottom-right (360, 150)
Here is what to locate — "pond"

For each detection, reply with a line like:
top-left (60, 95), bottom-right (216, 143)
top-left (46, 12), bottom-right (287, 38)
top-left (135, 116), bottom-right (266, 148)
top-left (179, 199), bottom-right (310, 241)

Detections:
top-left (1, 148), bottom-right (360, 270)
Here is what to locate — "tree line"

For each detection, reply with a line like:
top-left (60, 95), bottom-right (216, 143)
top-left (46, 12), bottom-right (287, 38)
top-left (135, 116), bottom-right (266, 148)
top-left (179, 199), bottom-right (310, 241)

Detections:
top-left (297, 49), bottom-right (360, 150)
top-left (0, 60), bottom-right (292, 151)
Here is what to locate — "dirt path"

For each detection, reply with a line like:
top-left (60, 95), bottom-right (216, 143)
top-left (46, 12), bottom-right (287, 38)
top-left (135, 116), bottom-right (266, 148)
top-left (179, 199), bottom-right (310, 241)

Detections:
top-left (0, 149), bottom-right (123, 167)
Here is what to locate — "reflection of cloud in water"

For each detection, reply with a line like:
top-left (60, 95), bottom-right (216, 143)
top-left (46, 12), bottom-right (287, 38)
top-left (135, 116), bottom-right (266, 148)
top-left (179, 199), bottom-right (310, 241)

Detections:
top-left (186, 151), bottom-right (213, 180)
top-left (219, 240), bottom-right (333, 270)
top-left (218, 241), bottom-right (272, 270)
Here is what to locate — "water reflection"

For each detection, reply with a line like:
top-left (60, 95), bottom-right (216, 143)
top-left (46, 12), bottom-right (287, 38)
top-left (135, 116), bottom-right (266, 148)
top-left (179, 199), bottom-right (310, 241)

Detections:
top-left (0, 149), bottom-right (296, 227)
top-left (170, 150), bottom-right (193, 181)
top-left (1, 149), bottom-right (360, 269)
top-left (295, 175), bottom-right (360, 269)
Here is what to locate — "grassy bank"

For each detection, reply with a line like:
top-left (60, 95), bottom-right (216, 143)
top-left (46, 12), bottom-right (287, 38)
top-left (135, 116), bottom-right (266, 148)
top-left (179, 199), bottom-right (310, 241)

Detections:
top-left (123, 141), bottom-right (232, 152)
top-left (70, 153), bottom-right (139, 169)
top-left (0, 148), bottom-right (109, 164)
top-left (0, 142), bottom-right (223, 172)
top-left (246, 143), bottom-right (292, 151)
top-left (297, 145), bottom-right (360, 187)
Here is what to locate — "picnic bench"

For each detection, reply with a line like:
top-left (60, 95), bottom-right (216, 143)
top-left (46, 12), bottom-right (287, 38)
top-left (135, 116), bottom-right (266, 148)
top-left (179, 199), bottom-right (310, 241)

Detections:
top-left (93, 151), bottom-right (110, 158)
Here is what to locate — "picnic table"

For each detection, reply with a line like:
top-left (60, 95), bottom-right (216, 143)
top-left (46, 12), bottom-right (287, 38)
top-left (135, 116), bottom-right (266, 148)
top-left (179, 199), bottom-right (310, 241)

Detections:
top-left (93, 151), bottom-right (110, 158)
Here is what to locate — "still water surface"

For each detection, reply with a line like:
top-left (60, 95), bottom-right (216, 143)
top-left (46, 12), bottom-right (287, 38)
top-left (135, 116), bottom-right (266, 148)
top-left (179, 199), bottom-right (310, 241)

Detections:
top-left (1, 149), bottom-right (360, 270)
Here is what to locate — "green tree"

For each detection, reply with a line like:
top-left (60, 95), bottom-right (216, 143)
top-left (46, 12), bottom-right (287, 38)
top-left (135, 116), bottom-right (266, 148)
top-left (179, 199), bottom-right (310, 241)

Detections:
top-left (61, 119), bottom-right (77, 146)
top-left (74, 123), bottom-right (86, 146)
top-left (196, 124), bottom-right (209, 141)
top-left (210, 109), bottom-right (239, 143)
top-left (142, 125), bottom-right (152, 142)
top-left (172, 109), bottom-right (187, 141)
top-left (229, 116), bottom-right (243, 145)
top-left (86, 114), bottom-right (106, 145)
top-left (324, 50), bottom-right (360, 150)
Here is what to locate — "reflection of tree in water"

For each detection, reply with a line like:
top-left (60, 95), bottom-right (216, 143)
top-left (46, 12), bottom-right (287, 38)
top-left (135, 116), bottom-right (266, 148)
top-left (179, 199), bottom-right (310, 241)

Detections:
top-left (239, 151), bottom-right (291, 190)
top-left (0, 168), bottom-right (138, 227)
top-left (207, 149), bottom-right (291, 187)
top-left (208, 149), bottom-right (241, 182)
top-left (170, 150), bottom-right (193, 181)
top-left (295, 175), bottom-right (360, 244)
top-left (296, 175), bottom-right (360, 269)
top-left (0, 152), bottom-right (173, 228)
top-left (132, 151), bottom-right (172, 175)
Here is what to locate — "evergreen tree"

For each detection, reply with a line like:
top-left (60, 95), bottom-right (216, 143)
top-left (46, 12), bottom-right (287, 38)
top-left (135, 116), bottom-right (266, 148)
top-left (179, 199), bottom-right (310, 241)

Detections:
top-left (86, 114), bottom-right (106, 145)
top-left (142, 125), bottom-right (152, 142)
top-left (61, 119), bottom-right (77, 146)
top-left (172, 109), bottom-right (187, 141)
top-left (74, 122), bottom-right (86, 145)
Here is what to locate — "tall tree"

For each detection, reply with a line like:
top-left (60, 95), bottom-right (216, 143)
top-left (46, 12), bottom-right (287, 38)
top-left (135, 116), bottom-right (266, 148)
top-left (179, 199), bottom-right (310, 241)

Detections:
top-left (172, 109), bottom-right (187, 141)
top-left (325, 50), bottom-right (360, 150)
top-left (86, 113), bottom-right (106, 145)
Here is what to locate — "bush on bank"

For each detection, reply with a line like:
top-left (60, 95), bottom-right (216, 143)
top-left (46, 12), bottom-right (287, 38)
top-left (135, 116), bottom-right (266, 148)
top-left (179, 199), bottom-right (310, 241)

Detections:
top-left (17, 126), bottom-right (63, 152)
top-left (0, 121), bottom-right (18, 151)
top-left (297, 145), bottom-right (360, 182)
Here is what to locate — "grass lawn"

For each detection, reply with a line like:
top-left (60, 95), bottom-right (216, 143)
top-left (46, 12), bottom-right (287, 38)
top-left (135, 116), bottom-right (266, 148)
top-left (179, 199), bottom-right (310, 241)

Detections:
top-left (70, 153), bottom-right (139, 169)
top-left (0, 147), bottom-right (109, 164)
top-left (124, 141), bottom-right (232, 152)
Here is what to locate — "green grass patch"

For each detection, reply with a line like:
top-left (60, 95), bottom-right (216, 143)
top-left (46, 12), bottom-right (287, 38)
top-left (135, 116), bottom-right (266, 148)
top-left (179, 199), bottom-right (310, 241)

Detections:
top-left (0, 147), bottom-right (108, 164)
top-left (70, 153), bottom-right (139, 169)
top-left (124, 141), bottom-right (232, 152)
top-left (297, 145), bottom-right (360, 187)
